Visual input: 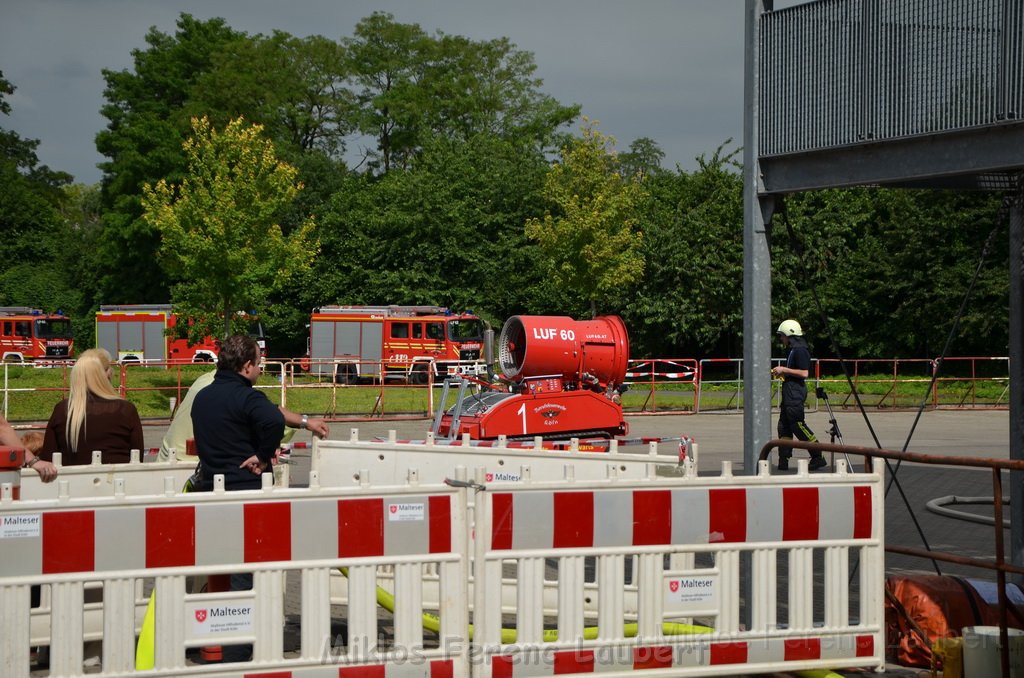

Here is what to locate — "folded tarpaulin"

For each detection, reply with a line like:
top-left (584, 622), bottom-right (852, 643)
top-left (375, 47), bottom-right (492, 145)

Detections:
top-left (885, 574), bottom-right (1024, 668)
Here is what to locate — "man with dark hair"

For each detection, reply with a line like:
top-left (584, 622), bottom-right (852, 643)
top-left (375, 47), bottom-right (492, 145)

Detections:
top-left (192, 335), bottom-right (285, 490)
top-left (191, 335), bottom-right (284, 664)
top-left (772, 319), bottom-right (826, 472)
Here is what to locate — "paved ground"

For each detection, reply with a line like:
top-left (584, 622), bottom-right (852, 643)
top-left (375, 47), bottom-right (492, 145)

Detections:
top-left (44, 408), bottom-right (1009, 676)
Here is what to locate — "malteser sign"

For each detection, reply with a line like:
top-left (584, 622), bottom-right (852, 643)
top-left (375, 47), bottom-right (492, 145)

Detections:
top-left (189, 603), bottom-right (254, 637)
top-left (0, 514), bottom-right (41, 539)
top-left (664, 574), bottom-right (718, 613)
top-left (388, 502), bottom-right (425, 522)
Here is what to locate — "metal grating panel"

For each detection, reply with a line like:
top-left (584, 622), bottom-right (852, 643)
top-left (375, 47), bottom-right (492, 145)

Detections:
top-left (761, 0), bottom-right (1024, 156)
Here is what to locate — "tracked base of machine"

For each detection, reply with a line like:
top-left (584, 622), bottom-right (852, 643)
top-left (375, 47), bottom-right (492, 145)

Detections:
top-left (433, 380), bottom-right (627, 441)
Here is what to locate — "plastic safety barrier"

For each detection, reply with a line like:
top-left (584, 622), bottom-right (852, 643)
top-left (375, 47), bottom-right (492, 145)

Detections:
top-left (1, 441), bottom-right (885, 677)
top-left (313, 428), bottom-right (691, 487)
top-left (16, 451), bottom-right (289, 657)
top-left (315, 431), bottom-right (692, 618)
top-left (470, 458), bottom-right (885, 677)
top-left (19, 449), bottom-right (196, 501)
top-left (0, 472), bottom-right (470, 677)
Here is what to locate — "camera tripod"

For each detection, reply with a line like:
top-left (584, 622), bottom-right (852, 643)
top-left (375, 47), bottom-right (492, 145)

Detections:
top-left (815, 386), bottom-right (853, 469)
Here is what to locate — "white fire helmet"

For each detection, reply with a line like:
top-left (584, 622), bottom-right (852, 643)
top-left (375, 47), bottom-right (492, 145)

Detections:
top-left (776, 319), bottom-right (803, 337)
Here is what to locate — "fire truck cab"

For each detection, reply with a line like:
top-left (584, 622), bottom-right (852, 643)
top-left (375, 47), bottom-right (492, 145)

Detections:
top-left (305, 305), bottom-right (487, 384)
top-left (0, 307), bottom-right (74, 363)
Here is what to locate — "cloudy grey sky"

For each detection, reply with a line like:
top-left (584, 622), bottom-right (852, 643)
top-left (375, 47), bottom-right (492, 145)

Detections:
top-left (0, 0), bottom-right (798, 185)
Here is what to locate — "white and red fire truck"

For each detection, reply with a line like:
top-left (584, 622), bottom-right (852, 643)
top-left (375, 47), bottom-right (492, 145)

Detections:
top-left (301, 305), bottom-right (488, 383)
top-left (95, 304), bottom-right (266, 364)
top-left (0, 307), bottom-right (74, 363)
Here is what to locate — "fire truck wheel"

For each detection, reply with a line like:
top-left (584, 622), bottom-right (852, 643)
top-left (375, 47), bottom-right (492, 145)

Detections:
top-left (334, 364), bottom-right (356, 385)
top-left (410, 363), bottom-right (430, 385)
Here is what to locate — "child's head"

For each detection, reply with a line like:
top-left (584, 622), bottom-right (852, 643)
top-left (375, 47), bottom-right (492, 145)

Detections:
top-left (20, 431), bottom-right (44, 455)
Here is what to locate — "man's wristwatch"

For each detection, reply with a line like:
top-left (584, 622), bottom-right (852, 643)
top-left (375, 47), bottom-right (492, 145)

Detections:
top-left (24, 457), bottom-right (40, 468)
top-left (300, 415), bottom-right (309, 430)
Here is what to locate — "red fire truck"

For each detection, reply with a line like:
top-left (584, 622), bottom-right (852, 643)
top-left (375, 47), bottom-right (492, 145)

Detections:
top-left (95, 304), bottom-right (266, 364)
top-left (302, 305), bottom-right (488, 383)
top-left (0, 307), bottom-right (74, 363)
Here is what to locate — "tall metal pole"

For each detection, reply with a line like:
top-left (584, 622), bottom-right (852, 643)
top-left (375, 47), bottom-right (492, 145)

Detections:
top-left (744, 0), bottom-right (774, 472)
top-left (1010, 178), bottom-right (1023, 581)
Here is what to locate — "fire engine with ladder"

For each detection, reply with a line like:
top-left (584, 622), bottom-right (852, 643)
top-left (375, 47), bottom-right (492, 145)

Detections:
top-left (0, 307), bottom-right (74, 363)
top-left (302, 305), bottom-right (488, 384)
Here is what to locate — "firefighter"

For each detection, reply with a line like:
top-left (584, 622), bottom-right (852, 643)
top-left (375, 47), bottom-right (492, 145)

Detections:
top-left (772, 319), bottom-right (826, 471)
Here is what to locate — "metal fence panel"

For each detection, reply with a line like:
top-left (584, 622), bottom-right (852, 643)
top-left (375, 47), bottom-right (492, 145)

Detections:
top-left (761, 0), bottom-right (1022, 156)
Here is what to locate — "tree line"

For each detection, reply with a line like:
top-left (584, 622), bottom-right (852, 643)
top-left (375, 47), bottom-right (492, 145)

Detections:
top-left (0, 13), bottom-right (1010, 361)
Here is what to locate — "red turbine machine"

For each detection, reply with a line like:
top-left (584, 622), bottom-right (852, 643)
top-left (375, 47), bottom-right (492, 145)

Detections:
top-left (433, 315), bottom-right (630, 441)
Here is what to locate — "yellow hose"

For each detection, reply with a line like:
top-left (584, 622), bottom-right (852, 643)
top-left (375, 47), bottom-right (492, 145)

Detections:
top-left (345, 567), bottom-right (713, 643)
top-left (134, 592), bottom-right (157, 669)
top-left (136, 478), bottom-right (195, 670)
top-left (357, 569), bottom-right (850, 678)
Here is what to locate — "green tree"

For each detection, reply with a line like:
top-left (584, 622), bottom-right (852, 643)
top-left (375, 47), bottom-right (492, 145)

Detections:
top-left (0, 71), bottom-right (76, 312)
top-left (96, 15), bottom-right (248, 304)
top-left (775, 188), bottom-right (1007, 358)
top-left (525, 120), bottom-right (647, 317)
top-left (618, 137), bottom-right (665, 180)
top-left (343, 12), bottom-right (431, 174)
top-left (625, 143), bottom-right (744, 357)
top-left (189, 31), bottom-right (355, 160)
top-left (58, 183), bottom-right (106, 348)
top-left (344, 12), bottom-right (578, 174)
top-left (141, 117), bottom-right (318, 339)
top-left (312, 132), bottom-right (552, 323)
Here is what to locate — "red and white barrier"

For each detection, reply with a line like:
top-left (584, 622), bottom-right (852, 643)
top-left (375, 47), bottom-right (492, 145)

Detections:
top-left (1, 473), bottom-right (470, 676)
top-left (314, 428), bottom-right (691, 488)
top-left (626, 358), bottom-right (698, 381)
top-left (1, 436), bottom-right (884, 677)
top-left (0, 446), bottom-right (23, 500)
top-left (19, 449), bottom-right (196, 501)
top-left (315, 431), bottom-right (692, 619)
top-left (470, 458), bottom-right (884, 677)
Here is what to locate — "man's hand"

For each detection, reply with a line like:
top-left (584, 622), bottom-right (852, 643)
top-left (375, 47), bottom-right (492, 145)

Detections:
top-left (240, 455), bottom-right (267, 474)
top-left (305, 417), bottom-right (330, 439)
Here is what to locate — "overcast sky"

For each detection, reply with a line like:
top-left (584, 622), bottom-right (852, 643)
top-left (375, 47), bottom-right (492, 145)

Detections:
top-left (1, 0), bottom-right (801, 185)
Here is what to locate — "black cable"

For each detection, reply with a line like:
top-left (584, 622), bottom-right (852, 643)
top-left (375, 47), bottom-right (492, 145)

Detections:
top-left (897, 206), bottom-right (1005, 458)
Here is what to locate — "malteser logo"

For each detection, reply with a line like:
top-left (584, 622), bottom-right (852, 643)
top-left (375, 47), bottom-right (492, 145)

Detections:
top-left (195, 609), bottom-right (207, 623)
top-left (669, 580), bottom-right (679, 593)
top-left (485, 471), bottom-right (521, 482)
top-left (387, 502), bottom-right (425, 521)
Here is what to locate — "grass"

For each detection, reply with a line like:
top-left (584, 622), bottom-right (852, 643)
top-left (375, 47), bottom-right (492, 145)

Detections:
top-left (0, 363), bottom-right (1008, 423)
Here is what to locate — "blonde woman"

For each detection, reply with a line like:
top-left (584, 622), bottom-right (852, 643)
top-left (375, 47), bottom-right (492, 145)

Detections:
top-left (39, 348), bottom-right (144, 465)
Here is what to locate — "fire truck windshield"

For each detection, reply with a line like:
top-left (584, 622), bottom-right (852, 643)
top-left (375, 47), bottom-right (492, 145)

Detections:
top-left (35, 318), bottom-right (73, 339)
top-left (448, 319), bottom-right (483, 342)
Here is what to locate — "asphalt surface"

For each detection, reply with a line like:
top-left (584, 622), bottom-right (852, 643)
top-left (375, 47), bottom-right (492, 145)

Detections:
top-left (136, 407), bottom-right (1013, 466)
